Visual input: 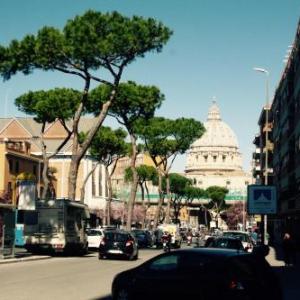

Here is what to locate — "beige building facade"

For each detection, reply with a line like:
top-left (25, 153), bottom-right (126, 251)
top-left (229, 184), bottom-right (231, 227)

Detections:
top-left (0, 140), bottom-right (42, 205)
top-left (0, 118), bottom-right (107, 218)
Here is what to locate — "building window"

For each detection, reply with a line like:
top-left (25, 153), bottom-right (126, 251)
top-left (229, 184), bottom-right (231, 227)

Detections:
top-left (222, 155), bottom-right (226, 162)
top-left (33, 165), bottom-right (37, 176)
top-left (213, 156), bottom-right (217, 162)
top-left (226, 180), bottom-right (231, 186)
top-left (196, 155), bottom-right (199, 161)
top-left (8, 160), bottom-right (13, 172)
top-left (7, 182), bottom-right (12, 193)
top-left (15, 161), bottom-right (19, 173)
top-left (198, 180), bottom-right (202, 185)
top-left (204, 155), bottom-right (208, 162)
top-left (245, 181), bottom-right (249, 185)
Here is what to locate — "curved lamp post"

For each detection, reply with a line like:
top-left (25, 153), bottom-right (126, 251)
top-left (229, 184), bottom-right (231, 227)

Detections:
top-left (253, 67), bottom-right (270, 245)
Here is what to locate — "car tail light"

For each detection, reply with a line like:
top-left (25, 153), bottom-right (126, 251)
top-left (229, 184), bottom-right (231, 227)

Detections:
top-left (126, 240), bottom-right (133, 247)
top-left (229, 280), bottom-right (244, 290)
top-left (100, 238), bottom-right (106, 246)
top-left (53, 244), bottom-right (64, 249)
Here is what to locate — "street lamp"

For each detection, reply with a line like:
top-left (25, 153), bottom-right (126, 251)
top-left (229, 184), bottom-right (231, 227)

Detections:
top-left (253, 67), bottom-right (270, 245)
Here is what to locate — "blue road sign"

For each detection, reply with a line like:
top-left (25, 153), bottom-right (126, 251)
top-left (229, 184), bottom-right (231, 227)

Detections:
top-left (247, 185), bottom-right (277, 214)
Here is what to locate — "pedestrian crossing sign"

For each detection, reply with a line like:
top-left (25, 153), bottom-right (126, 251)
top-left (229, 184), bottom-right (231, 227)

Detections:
top-left (247, 185), bottom-right (277, 214)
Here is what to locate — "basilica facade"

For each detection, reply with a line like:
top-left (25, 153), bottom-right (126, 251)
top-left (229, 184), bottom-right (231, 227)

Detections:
top-left (185, 101), bottom-right (252, 203)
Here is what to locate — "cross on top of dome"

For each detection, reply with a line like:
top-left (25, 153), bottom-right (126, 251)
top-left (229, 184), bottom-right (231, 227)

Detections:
top-left (207, 97), bottom-right (221, 121)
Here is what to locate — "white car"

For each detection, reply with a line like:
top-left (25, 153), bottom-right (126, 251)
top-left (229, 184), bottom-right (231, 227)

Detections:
top-left (86, 228), bottom-right (104, 249)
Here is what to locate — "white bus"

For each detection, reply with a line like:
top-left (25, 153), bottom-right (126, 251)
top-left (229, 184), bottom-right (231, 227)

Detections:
top-left (24, 199), bottom-right (89, 255)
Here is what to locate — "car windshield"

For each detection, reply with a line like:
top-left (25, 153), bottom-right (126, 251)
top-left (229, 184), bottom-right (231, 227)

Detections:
top-left (87, 230), bottom-right (102, 236)
top-left (105, 232), bottom-right (128, 242)
top-left (133, 230), bottom-right (146, 236)
top-left (223, 232), bottom-right (248, 242)
top-left (214, 239), bottom-right (242, 249)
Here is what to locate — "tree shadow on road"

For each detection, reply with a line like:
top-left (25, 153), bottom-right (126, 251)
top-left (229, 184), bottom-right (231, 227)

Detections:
top-left (89, 296), bottom-right (111, 300)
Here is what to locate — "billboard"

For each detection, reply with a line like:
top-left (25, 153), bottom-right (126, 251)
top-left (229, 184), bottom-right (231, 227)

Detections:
top-left (18, 181), bottom-right (36, 210)
top-left (247, 185), bottom-right (277, 214)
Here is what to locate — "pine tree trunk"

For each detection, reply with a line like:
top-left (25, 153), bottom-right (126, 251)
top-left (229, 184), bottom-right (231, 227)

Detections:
top-left (165, 174), bottom-right (171, 224)
top-left (106, 166), bottom-right (113, 226)
top-left (41, 155), bottom-right (49, 199)
top-left (125, 134), bottom-right (138, 231)
top-left (139, 182), bottom-right (146, 228)
top-left (80, 163), bottom-right (98, 202)
top-left (153, 172), bottom-right (163, 228)
top-left (68, 156), bottom-right (80, 201)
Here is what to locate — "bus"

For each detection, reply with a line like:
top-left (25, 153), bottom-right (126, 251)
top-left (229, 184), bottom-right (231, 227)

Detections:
top-left (24, 198), bottom-right (89, 255)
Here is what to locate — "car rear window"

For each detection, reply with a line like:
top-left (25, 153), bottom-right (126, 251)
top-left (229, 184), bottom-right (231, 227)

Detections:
top-left (105, 232), bottom-right (128, 242)
top-left (229, 256), bottom-right (272, 282)
top-left (215, 239), bottom-right (241, 249)
top-left (88, 230), bottom-right (102, 236)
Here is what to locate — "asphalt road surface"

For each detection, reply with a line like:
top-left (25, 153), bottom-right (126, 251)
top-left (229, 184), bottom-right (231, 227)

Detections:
top-left (0, 248), bottom-right (162, 300)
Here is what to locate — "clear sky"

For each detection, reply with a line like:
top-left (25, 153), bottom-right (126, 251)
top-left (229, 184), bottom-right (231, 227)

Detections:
top-left (0, 0), bottom-right (299, 172)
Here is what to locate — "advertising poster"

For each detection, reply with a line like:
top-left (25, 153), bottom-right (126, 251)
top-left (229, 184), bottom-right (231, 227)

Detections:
top-left (18, 181), bottom-right (36, 210)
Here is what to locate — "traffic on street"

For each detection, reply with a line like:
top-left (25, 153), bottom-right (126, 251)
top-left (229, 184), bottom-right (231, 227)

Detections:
top-left (1, 2), bottom-right (300, 300)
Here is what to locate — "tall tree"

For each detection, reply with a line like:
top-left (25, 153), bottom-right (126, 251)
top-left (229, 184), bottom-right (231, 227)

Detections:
top-left (139, 117), bottom-right (205, 226)
top-left (205, 186), bottom-right (228, 228)
top-left (164, 173), bottom-right (192, 223)
top-left (88, 81), bottom-right (164, 230)
top-left (125, 164), bottom-right (158, 227)
top-left (15, 88), bottom-right (81, 198)
top-left (87, 127), bottom-right (128, 225)
top-left (1, 11), bottom-right (172, 200)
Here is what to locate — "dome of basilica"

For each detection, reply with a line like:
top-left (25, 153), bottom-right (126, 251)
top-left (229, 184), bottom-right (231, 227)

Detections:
top-left (185, 101), bottom-right (243, 173)
top-left (193, 102), bottom-right (239, 149)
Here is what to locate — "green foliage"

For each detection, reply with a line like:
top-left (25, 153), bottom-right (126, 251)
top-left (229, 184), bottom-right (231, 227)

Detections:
top-left (138, 117), bottom-right (205, 167)
top-left (88, 126), bottom-right (128, 166)
top-left (1, 11), bottom-right (172, 80)
top-left (125, 164), bottom-right (157, 183)
top-left (184, 186), bottom-right (206, 202)
top-left (88, 81), bottom-right (164, 131)
top-left (206, 185), bottom-right (228, 211)
top-left (15, 88), bottom-right (81, 124)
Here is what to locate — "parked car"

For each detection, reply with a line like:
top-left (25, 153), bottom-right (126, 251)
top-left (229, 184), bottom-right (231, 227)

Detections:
top-left (86, 228), bottom-right (104, 249)
top-left (99, 230), bottom-right (138, 260)
top-left (222, 231), bottom-right (254, 252)
top-left (131, 229), bottom-right (153, 248)
top-left (112, 248), bottom-right (282, 300)
top-left (204, 236), bottom-right (246, 251)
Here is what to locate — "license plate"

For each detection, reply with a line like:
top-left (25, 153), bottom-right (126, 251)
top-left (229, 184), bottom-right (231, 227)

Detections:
top-left (108, 249), bottom-right (122, 254)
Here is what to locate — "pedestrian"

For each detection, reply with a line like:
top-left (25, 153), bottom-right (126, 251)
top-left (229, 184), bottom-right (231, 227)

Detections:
top-left (282, 232), bottom-right (296, 266)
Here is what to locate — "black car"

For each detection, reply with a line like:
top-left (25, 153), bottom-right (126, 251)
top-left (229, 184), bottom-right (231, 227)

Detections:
top-left (99, 230), bottom-right (138, 260)
top-left (112, 248), bottom-right (282, 300)
top-left (204, 236), bottom-right (246, 251)
top-left (131, 229), bottom-right (153, 248)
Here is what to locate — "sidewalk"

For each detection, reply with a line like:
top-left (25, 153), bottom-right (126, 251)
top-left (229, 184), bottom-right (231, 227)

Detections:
top-left (267, 245), bottom-right (300, 300)
top-left (0, 248), bottom-right (51, 265)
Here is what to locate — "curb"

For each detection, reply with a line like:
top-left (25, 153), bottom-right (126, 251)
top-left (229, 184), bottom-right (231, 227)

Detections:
top-left (0, 256), bottom-right (51, 265)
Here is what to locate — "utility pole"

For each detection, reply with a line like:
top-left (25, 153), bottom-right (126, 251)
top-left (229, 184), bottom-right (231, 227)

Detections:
top-left (254, 67), bottom-right (270, 245)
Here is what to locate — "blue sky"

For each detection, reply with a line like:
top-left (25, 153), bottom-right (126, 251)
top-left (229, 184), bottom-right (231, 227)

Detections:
top-left (0, 0), bottom-right (299, 172)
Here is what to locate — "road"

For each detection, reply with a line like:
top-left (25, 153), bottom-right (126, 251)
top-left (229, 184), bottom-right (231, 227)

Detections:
top-left (0, 248), bottom-right (162, 300)
top-left (1, 245), bottom-right (300, 300)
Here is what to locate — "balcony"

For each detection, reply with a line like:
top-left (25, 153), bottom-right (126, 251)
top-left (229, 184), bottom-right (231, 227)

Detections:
top-left (5, 141), bottom-right (31, 155)
top-left (253, 135), bottom-right (260, 146)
